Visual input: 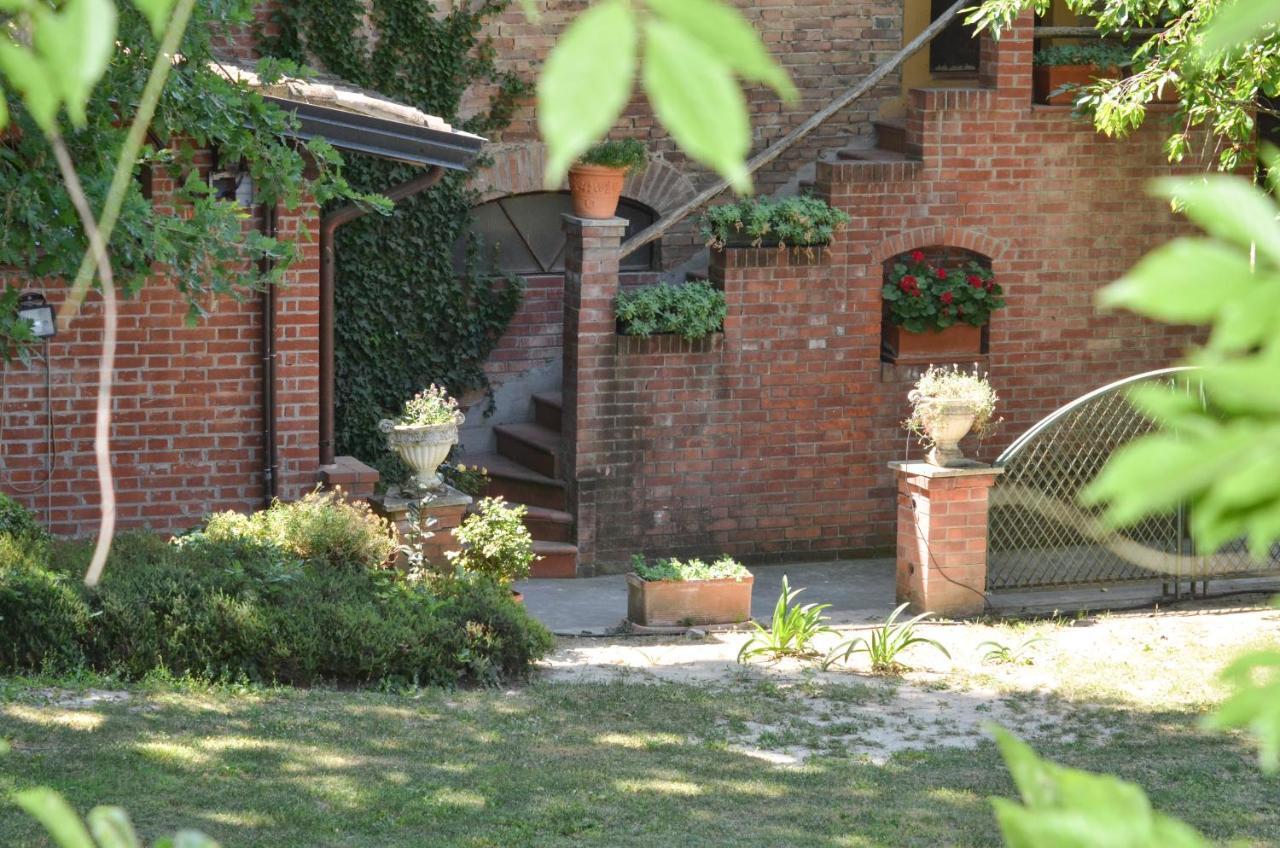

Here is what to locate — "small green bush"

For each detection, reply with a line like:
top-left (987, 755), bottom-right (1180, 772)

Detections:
top-left (180, 489), bottom-right (397, 571)
top-left (631, 554), bottom-right (750, 582)
top-left (0, 491), bottom-right (48, 542)
top-left (0, 536), bottom-right (87, 673)
top-left (578, 138), bottom-right (647, 173)
top-left (1033, 43), bottom-right (1131, 68)
top-left (700, 196), bottom-right (851, 250)
top-left (447, 497), bottom-right (535, 585)
top-left (616, 281), bottom-right (726, 340)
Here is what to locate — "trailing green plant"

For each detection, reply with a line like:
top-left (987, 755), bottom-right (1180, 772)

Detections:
top-left (905, 365), bottom-right (1000, 440)
top-left (447, 497), bottom-right (536, 585)
top-left (1032, 43), bottom-right (1133, 68)
top-left (615, 281), bottom-right (727, 340)
top-left (261, 0), bottom-right (529, 481)
top-left (393, 384), bottom-right (463, 427)
top-left (826, 602), bottom-right (950, 674)
top-left (979, 636), bottom-right (1046, 666)
top-left (701, 195), bottom-right (851, 250)
top-left (737, 575), bottom-right (833, 663)
top-left (176, 489), bottom-right (397, 572)
top-left (579, 138), bottom-right (648, 173)
top-left (884, 250), bottom-right (1005, 332)
top-left (0, 491), bottom-right (48, 542)
top-left (631, 554), bottom-right (750, 582)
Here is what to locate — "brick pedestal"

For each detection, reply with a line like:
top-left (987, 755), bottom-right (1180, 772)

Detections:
top-left (369, 485), bottom-right (472, 570)
top-left (319, 456), bottom-right (381, 502)
top-left (892, 461), bottom-right (1003, 618)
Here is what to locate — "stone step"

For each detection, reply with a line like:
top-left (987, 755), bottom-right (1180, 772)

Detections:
top-left (532, 540), bottom-right (578, 578)
top-left (532, 391), bottom-right (563, 433)
top-left (522, 504), bottom-right (574, 543)
top-left (874, 118), bottom-right (907, 155)
top-left (463, 452), bottom-right (568, 512)
top-left (836, 147), bottom-right (909, 162)
top-left (798, 178), bottom-right (816, 195)
top-left (495, 421), bottom-right (561, 478)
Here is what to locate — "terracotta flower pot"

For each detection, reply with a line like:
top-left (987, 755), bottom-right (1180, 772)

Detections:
top-left (626, 572), bottom-right (753, 627)
top-left (568, 164), bottom-right (626, 219)
top-left (1034, 64), bottom-right (1120, 105)
top-left (884, 323), bottom-right (982, 363)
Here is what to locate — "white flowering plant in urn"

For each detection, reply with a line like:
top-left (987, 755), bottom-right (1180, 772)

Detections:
top-left (905, 365), bottom-right (999, 467)
top-left (379, 385), bottom-right (465, 491)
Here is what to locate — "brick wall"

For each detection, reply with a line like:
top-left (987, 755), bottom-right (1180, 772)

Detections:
top-left (566, 13), bottom-right (1204, 570)
top-left (0, 156), bottom-right (322, 537)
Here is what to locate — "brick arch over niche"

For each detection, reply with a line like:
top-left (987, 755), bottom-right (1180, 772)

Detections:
top-left (471, 141), bottom-right (699, 216)
top-left (870, 225), bottom-right (1008, 267)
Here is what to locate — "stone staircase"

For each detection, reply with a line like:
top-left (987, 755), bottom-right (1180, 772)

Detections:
top-left (461, 391), bottom-right (578, 577)
top-left (797, 117), bottom-right (912, 194)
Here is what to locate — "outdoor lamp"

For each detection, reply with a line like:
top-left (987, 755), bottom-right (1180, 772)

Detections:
top-left (17, 291), bottom-right (56, 339)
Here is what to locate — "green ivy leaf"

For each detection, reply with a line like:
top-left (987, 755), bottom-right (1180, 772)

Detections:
top-left (1098, 238), bottom-right (1259, 323)
top-left (643, 18), bottom-right (750, 193)
top-left (33, 0), bottom-right (118, 128)
top-left (131, 0), bottom-right (177, 37)
top-left (644, 0), bottom-right (796, 101)
top-left (537, 0), bottom-right (637, 187)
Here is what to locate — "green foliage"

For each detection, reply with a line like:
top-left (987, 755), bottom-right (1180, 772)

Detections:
top-left (990, 727), bottom-right (1209, 847)
top-left (701, 195), bottom-right (851, 249)
top-left (579, 138), bottom-right (648, 173)
top-left (0, 536), bottom-right (88, 673)
top-left (884, 251), bottom-right (1004, 332)
top-left (737, 575), bottom-right (833, 662)
top-left (615, 281), bottom-right (727, 340)
top-left (979, 636), bottom-right (1045, 666)
top-left (826, 603), bottom-right (950, 674)
top-left (447, 497), bottom-right (536, 586)
top-left (0, 491), bottom-right (48, 542)
top-left (1032, 43), bottom-right (1133, 68)
top-left (179, 489), bottom-right (397, 572)
top-left (630, 554), bottom-right (750, 582)
top-left (906, 364), bottom-right (1000, 439)
top-left (441, 459), bottom-right (491, 497)
top-left (537, 0), bottom-right (795, 191)
top-left (967, 0), bottom-right (1275, 170)
top-left (1202, 618), bottom-right (1280, 772)
top-left (15, 787), bottom-right (219, 848)
top-left (262, 0), bottom-right (528, 480)
top-left (394, 384), bottom-right (463, 427)
top-left (14, 528), bottom-right (551, 686)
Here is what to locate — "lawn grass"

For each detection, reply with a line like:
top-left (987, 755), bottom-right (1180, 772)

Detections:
top-left (1, 673), bottom-right (1276, 847)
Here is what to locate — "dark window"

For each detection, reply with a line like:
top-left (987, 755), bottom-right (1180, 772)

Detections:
top-left (454, 191), bottom-right (658, 275)
top-left (929, 0), bottom-right (980, 74)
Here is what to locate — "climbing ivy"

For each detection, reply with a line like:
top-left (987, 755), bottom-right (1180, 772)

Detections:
top-left (262, 0), bottom-right (528, 475)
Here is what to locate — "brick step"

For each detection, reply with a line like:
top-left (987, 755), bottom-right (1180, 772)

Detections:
top-left (463, 451), bottom-right (568, 512)
top-left (532, 540), bottom-right (578, 578)
top-left (532, 391), bottom-right (563, 433)
top-left (873, 118), bottom-right (907, 154)
top-left (522, 504), bottom-right (574, 543)
top-left (495, 421), bottom-right (562, 478)
top-left (836, 147), bottom-right (908, 162)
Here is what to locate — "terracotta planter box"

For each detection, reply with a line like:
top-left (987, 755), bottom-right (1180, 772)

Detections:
top-left (626, 573), bottom-right (754, 627)
top-left (1034, 64), bottom-right (1120, 105)
top-left (884, 323), bottom-right (982, 363)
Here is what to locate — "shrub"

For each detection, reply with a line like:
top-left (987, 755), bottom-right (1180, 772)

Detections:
top-left (447, 497), bottom-right (535, 585)
top-left (616, 281), bottom-right (726, 340)
top-left (631, 554), bottom-right (750, 582)
top-left (0, 491), bottom-right (48, 542)
top-left (0, 536), bottom-right (88, 673)
top-left (578, 138), bottom-right (647, 173)
top-left (1033, 43), bottom-right (1131, 68)
top-left (180, 489), bottom-right (397, 571)
top-left (700, 196), bottom-right (851, 250)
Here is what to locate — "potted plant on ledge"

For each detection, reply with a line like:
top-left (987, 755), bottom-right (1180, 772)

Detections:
top-left (1032, 43), bottom-right (1131, 105)
top-left (379, 384), bottom-right (464, 492)
top-left (701, 195), bottom-right (850, 250)
top-left (905, 365), bottom-right (999, 467)
top-left (568, 138), bottom-right (647, 219)
top-left (627, 555), bottom-right (753, 628)
top-left (882, 251), bottom-right (1004, 362)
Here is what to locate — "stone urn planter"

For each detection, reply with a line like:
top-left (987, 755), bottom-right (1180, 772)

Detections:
top-left (905, 365), bottom-right (998, 469)
top-left (627, 567), bottom-right (754, 628)
top-left (378, 415), bottom-right (462, 490)
top-left (909, 395), bottom-right (979, 467)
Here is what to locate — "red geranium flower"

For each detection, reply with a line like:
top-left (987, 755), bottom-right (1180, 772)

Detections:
top-left (910, 250), bottom-right (925, 264)
top-left (940, 291), bottom-right (954, 305)
top-left (967, 274), bottom-right (983, 288)
top-left (899, 275), bottom-right (917, 291)
top-left (985, 280), bottom-right (995, 291)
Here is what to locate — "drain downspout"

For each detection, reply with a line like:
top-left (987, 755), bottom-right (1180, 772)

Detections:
top-left (318, 165), bottom-right (447, 466)
top-left (260, 201), bottom-right (280, 505)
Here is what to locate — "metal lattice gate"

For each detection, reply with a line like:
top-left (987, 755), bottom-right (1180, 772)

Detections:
top-left (986, 368), bottom-right (1280, 595)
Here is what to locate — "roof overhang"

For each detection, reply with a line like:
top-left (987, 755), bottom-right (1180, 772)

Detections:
top-left (263, 96), bottom-right (483, 170)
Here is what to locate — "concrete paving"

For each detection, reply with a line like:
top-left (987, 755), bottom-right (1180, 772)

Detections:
top-left (515, 558), bottom-right (896, 635)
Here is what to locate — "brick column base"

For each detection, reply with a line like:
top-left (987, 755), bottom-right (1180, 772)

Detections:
top-left (319, 456), bottom-right (381, 502)
top-left (369, 486), bottom-right (473, 571)
top-left (891, 461), bottom-right (1003, 618)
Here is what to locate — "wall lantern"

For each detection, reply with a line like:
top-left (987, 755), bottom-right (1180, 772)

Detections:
top-left (17, 291), bottom-right (56, 339)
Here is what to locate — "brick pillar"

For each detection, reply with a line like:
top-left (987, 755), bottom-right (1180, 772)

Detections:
top-left (978, 8), bottom-right (1033, 98)
top-left (892, 461), bottom-right (1003, 618)
top-left (319, 456), bottom-right (380, 502)
top-left (561, 214), bottom-right (627, 575)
